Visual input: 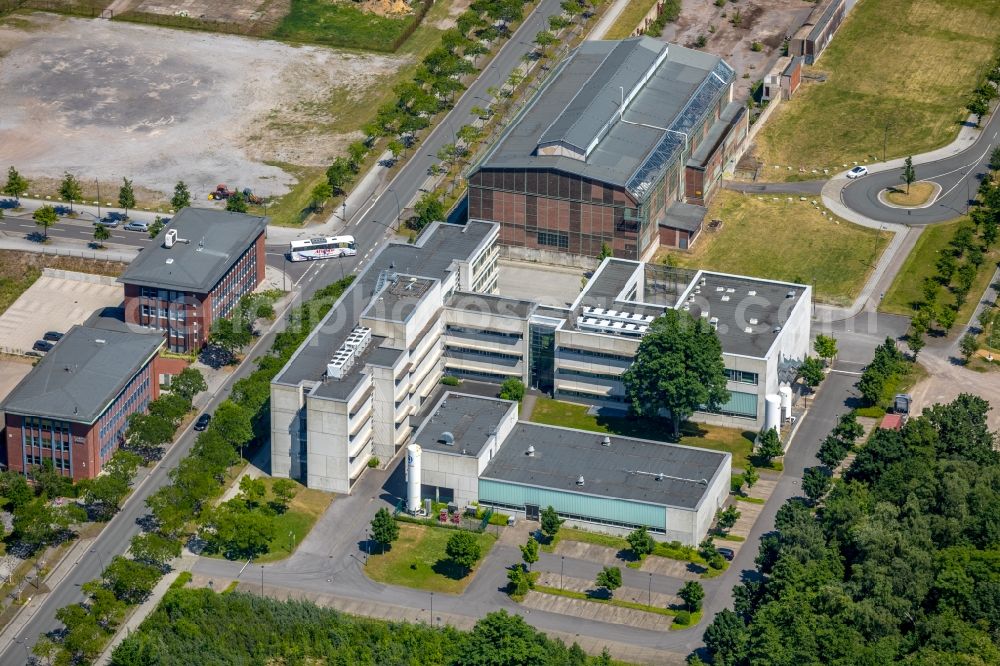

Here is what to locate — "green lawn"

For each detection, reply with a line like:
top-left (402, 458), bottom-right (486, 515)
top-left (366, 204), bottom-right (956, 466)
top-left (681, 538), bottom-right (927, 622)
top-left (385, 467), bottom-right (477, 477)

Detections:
top-left (272, 0), bottom-right (423, 52)
top-left (252, 478), bottom-right (333, 564)
top-left (531, 584), bottom-right (704, 629)
top-left (755, 0), bottom-right (1000, 179)
top-left (602, 0), bottom-right (658, 39)
top-left (365, 523), bottom-right (496, 593)
top-left (530, 397), bottom-right (755, 468)
top-left (662, 191), bottom-right (883, 305)
top-left (882, 218), bottom-right (1000, 325)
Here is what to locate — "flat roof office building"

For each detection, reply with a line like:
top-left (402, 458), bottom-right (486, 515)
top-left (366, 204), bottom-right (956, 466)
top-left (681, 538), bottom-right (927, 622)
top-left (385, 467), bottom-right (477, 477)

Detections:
top-left (468, 38), bottom-right (748, 259)
top-left (2, 326), bottom-right (174, 480)
top-left (270, 221), bottom-right (501, 493)
top-left (119, 208), bottom-right (268, 352)
top-left (413, 392), bottom-right (731, 545)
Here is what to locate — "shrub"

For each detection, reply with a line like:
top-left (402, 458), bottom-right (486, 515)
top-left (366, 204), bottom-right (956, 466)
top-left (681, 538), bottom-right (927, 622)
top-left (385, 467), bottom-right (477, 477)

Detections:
top-left (440, 375), bottom-right (461, 386)
top-left (675, 610), bottom-right (691, 625)
top-left (750, 40), bottom-right (763, 52)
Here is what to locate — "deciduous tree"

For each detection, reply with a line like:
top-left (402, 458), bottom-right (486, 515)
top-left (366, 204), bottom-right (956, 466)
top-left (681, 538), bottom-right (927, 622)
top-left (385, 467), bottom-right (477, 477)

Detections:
top-left (679, 580), bottom-right (704, 612)
top-left (813, 334), bottom-right (837, 364)
top-left (520, 536), bottom-right (539, 571)
top-left (370, 507), bottom-right (399, 552)
top-left (756, 427), bottom-right (783, 464)
top-left (171, 181), bottom-right (191, 210)
top-left (170, 367), bottom-right (207, 402)
top-left (210, 400), bottom-right (254, 451)
top-left (717, 505), bottom-right (741, 532)
top-left (118, 177), bottom-right (135, 219)
top-left (33, 204), bottom-right (58, 241)
top-left (445, 530), bottom-right (482, 576)
top-left (129, 531), bottom-right (181, 571)
top-left (271, 478), bottom-right (298, 513)
top-left (59, 172), bottom-right (83, 212)
top-left (540, 505), bottom-right (562, 541)
top-left (743, 463), bottom-right (759, 491)
top-left (627, 526), bottom-right (655, 558)
top-left (225, 190), bottom-right (248, 213)
top-left (901, 156), bottom-right (916, 194)
top-left (3, 166), bottom-right (28, 203)
top-left (498, 377), bottom-right (525, 401)
top-left (595, 566), bottom-right (622, 598)
top-left (103, 556), bottom-right (162, 604)
top-left (93, 223), bottom-right (111, 248)
top-left (960, 334), bottom-right (979, 362)
top-left (801, 465), bottom-right (832, 504)
top-left (622, 309), bottom-right (728, 436)
top-left (797, 356), bottom-right (826, 389)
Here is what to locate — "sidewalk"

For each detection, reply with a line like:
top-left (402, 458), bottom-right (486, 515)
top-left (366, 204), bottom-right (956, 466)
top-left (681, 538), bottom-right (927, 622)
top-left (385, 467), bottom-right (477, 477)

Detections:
top-left (0, 232), bottom-right (140, 263)
top-left (587, 0), bottom-right (630, 40)
top-left (0, 537), bottom-right (95, 660)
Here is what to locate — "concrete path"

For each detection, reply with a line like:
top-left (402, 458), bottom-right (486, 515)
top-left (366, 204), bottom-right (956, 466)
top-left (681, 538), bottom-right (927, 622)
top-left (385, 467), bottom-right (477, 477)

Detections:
top-left (587, 0), bottom-right (631, 40)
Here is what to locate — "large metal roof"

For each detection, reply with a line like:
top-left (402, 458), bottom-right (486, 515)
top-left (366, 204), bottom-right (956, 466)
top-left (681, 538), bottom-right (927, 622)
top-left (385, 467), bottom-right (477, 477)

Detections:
top-left (476, 38), bottom-right (733, 201)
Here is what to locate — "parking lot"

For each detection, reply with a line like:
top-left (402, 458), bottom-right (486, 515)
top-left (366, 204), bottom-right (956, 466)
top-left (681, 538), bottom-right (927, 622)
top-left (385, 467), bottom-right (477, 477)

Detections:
top-left (0, 270), bottom-right (124, 356)
top-left (0, 356), bottom-right (33, 404)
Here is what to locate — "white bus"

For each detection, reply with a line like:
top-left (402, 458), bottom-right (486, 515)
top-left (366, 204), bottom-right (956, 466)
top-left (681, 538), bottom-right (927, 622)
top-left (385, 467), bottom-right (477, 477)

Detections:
top-left (289, 236), bottom-right (358, 262)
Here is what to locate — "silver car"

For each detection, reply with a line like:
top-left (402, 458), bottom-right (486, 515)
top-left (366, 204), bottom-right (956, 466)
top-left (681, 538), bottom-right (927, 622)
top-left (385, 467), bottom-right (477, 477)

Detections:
top-left (124, 220), bottom-right (149, 232)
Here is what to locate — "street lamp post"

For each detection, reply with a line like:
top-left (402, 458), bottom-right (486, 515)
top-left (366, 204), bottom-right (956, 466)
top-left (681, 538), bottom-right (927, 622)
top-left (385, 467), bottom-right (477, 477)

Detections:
top-left (387, 188), bottom-right (402, 231)
top-left (430, 591), bottom-right (434, 626)
top-left (95, 179), bottom-right (102, 221)
top-left (91, 548), bottom-right (105, 573)
top-left (648, 573), bottom-right (652, 607)
top-left (261, 565), bottom-right (265, 595)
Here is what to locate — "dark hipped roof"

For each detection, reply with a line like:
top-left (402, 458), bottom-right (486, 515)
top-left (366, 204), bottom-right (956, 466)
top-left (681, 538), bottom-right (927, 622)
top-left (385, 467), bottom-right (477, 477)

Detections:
top-left (119, 208), bottom-right (268, 292)
top-left (476, 38), bottom-right (734, 200)
top-left (2, 326), bottom-right (164, 423)
top-left (482, 423), bottom-right (729, 509)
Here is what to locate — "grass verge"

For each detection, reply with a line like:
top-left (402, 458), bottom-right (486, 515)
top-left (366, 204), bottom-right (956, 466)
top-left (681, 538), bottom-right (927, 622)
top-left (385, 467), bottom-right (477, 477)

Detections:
top-left (254, 478), bottom-right (334, 563)
top-left (735, 496), bottom-right (766, 505)
top-left (754, 0), bottom-right (1000, 178)
top-left (0, 250), bottom-right (127, 316)
top-left (532, 584), bottom-right (704, 628)
top-left (365, 523), bottom-right (495, 593)
top-left (884, 182), bottom-right (936, 207)
top-left (530, 397), bottom-right (756, 469)
top-left (602, 0), bottom-right (658, 39)
top-left (661, 190), bottom-right (884, 305)
top-left (273, 0), bottom-right (426, 52)
top-left (882, 218), bottom-right (1000, 324)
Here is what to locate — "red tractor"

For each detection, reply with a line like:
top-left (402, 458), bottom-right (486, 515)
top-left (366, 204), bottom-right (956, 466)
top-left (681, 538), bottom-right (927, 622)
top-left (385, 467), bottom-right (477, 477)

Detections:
top-left (208, 184), bottom-right (234, 201)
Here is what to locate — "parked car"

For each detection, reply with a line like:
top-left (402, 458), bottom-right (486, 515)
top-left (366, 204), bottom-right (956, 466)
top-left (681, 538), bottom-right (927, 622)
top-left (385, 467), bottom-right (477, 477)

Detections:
top-left (194, 413), bottom-right (212, 431)
top-left (94, 217), bottom-right (119, 228)
top-left (42, 331), bottom-right (64, 342)
top-left (32, 340), bottom-right (54, 353)
top-left (25, 350), bottom-right (44, 358)
top-left (717, 547), bottom-right (735, 561)
top-left (846, 165), bottom-right (868, 179)
top-left (124, 220), bottom-right (149, 232)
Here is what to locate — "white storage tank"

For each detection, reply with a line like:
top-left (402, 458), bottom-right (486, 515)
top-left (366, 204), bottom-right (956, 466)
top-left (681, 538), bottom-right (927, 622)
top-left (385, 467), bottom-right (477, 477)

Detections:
top-left (778, 385), bottom-right (793, 422)
top-left (406, 444), bottom-right (422, 514)
top-left (764, 394), bottom-right (781, 434)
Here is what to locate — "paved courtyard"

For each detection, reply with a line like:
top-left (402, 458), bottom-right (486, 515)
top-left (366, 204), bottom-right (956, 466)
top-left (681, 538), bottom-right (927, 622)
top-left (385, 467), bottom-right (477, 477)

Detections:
top-left (0, 270), bottom-right (122, 355)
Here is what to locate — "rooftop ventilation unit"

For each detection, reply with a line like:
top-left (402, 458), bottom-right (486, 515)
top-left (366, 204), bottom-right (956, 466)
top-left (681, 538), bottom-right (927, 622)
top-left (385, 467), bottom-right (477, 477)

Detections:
top-left (526, 445), bottom-right (535, 456)
top-left (656, 472), bottom-right (664, 482)
top-left (715, 286), bottom-right (724, 292)
top-left (748, 290), bottom-right (756, 296)
top-left (439, 431), bottom-right (455, 446)
top-left (726, 288), bottom-right (735, 294)
top-left (773, 325), bottom-right (782, 334)
top-left (576, 475), bottom-right (585, 487)
top-left (699, 277), bottom-right (706, 286)
top-left (786, 290), bottom-right (796, 299)
top-left (326, 326), bottom-right (374, 379)
top-left (165, 258), bottom-right (174, 265)
top-left (601, 436), bottom-right (611, 447)
top-left (749, 318), bottom-right (759, 325)
top-left (721, 295), bottom-right (730, 302)
top-left (744, 326), bottom-right (752, 333)
top-left (164, 229), bottom-right (177, 248)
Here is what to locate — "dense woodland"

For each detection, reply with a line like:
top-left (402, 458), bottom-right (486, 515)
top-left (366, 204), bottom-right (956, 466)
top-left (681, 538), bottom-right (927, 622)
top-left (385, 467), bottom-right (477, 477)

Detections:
top-left (701, 394), bottom-right (1000, 665)
top-left (110, 589), bottom-right (612, 666)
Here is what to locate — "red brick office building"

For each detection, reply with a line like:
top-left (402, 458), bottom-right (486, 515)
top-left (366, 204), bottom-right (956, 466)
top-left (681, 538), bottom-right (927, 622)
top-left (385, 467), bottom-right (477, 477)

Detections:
top-left (2, 326), bottom-right (181, 481)
top-left (120, 208), bottom-right (268, 353)
top-left (468, 38), bottom-right (745, 257)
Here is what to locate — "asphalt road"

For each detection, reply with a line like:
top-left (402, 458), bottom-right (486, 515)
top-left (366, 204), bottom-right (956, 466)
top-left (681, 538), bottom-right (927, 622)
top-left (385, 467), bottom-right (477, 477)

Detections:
top-left (842, 110), bottom-right (1000, 225)
top-left (0, 2), bottom-right (570, 662)
top-left (188, 313), bottom-right (910, 659)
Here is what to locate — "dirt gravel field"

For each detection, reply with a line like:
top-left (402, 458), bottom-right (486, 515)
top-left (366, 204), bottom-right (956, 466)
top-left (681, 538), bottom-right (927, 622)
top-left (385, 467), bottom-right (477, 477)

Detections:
top-left (659, 0), bottom-right (814, 100)
top-left (0, 12), bottom-right (409, 199)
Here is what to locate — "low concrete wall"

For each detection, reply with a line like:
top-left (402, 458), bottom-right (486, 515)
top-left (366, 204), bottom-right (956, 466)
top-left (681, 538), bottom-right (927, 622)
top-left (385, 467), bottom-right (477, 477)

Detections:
top-left (499, 245), bottom-right (601, 270)
top-left (41, 267), bottom-right (120, 286)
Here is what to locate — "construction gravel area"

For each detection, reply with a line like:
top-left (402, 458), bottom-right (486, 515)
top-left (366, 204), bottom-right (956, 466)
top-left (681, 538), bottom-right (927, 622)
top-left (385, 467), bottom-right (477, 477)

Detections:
top-left (658, 0), bottom-right (814, 99)
top-left (0, 12), bottom-right (408, 198)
